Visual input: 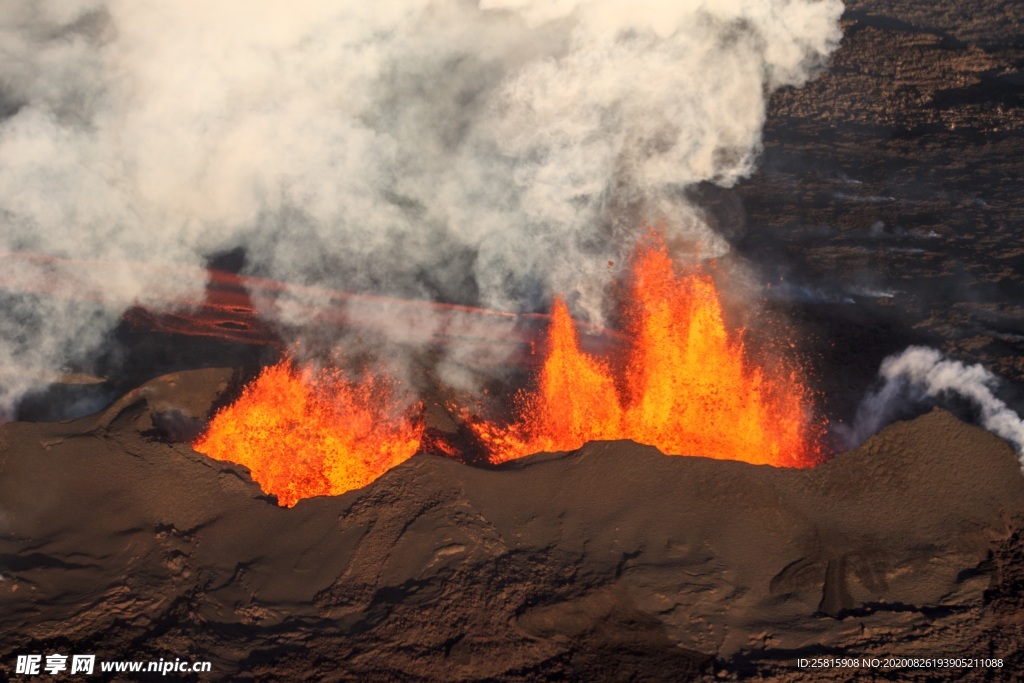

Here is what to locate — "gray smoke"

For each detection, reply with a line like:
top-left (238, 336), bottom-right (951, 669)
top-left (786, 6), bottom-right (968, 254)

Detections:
top-left (0, 0), bottom-right (843, 415)
top-left (840, 346), bottom-right (1024, 470)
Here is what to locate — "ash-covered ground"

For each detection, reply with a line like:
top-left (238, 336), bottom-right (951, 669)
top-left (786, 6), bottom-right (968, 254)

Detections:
top-left (2, 370), bottom-right (1023, 682)
top-left (4, 1), bottom-right (1024, 681)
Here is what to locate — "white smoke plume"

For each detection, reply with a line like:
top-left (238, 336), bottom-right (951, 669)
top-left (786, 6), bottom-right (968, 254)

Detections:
top-left (841, 346), bottom-right (1024, 470)
top-left (0, 0), bottom-right (844, 415)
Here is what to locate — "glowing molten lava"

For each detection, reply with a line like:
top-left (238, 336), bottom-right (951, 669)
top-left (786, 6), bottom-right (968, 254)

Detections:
top-left (194, 358), bottom-right (422, 507)
top-left (472, 237), bottom-right (822, 467)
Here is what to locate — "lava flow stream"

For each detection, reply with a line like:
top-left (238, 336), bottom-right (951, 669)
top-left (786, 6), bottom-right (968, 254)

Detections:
top-left (470, 236), bottom-right (823, 467)
top-left (193, 359), bottom-right (422, 507)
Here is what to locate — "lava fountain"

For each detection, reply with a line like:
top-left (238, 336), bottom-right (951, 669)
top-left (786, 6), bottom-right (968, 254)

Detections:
top-left (471, 236), bottom-right (823, 467)
top-left (194, 358), bottom-right (423, 507)
top-left (193, 234), bottom-right (821, 508)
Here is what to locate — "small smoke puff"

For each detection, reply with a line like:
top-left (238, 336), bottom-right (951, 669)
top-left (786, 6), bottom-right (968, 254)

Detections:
top-left (847, 346), bottom-right (1024, 472)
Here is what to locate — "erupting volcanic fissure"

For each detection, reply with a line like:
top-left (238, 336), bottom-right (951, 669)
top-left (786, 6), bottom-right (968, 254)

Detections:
top-left (470, 236), bottom-right (823, 467)
top-left (193, 358), bottom-right (423, 507)
top-left (194, 234), bottom-right (821, 507)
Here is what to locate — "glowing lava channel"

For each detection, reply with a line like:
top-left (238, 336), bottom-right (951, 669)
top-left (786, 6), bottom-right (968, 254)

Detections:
top-left (471, 237), bottom-right (823, 467)
top-left (194, 358), bottom-right (422, 507)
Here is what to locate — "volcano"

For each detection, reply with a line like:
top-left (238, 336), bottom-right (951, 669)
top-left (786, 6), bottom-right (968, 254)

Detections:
top-left (4, 0), bottom-right (1024, 681)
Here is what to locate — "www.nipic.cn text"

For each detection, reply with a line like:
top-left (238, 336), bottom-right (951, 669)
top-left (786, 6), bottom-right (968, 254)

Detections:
top-left (14, 654), bottom-right (213, 676)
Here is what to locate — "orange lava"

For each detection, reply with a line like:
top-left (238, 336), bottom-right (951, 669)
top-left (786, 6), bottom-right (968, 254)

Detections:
top-left (471, 236), bottom-right (822, 467)
top-left (193, 358), bottom-right (423, 507)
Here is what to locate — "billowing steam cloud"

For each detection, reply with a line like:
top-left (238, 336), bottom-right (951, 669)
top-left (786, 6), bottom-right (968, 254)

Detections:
top-left (0, 0), bottom-right (843, 415)
top-left (841, 346), bottom-right (1024, 470)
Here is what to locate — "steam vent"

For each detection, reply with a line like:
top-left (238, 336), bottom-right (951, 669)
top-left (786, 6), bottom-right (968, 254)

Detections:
top-left (3, 1), bottom-right (1024, 681)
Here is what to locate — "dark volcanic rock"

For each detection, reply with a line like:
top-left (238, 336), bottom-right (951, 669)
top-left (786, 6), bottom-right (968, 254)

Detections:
top-left (725, 0), bottom-right (1024, 424)
top-left (1, 369), bottom-right (1022, 681)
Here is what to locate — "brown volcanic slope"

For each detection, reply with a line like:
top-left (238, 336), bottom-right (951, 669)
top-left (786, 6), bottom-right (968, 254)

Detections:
top-left (1, 369), bottom-right (1023, 682)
